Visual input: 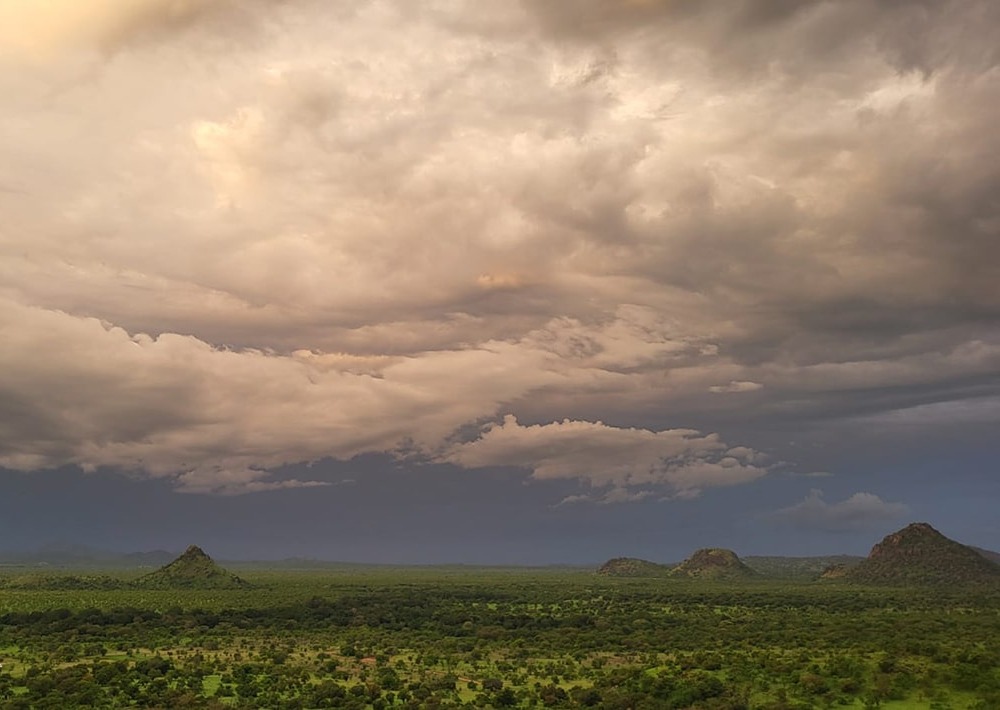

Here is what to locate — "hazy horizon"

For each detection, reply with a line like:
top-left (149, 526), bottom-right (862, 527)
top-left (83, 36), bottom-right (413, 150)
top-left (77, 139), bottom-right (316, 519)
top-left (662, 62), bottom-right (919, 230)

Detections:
top-left (2, 516), bottom-right (993, 568)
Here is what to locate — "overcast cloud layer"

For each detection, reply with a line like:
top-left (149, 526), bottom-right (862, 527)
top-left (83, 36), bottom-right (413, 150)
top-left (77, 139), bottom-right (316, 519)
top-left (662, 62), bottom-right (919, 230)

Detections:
top-left (1, 0), bottom-right (998, 540)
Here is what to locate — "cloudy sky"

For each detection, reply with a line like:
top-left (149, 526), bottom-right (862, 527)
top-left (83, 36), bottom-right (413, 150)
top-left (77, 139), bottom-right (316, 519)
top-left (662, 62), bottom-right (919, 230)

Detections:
top-left (1, 0), bottom-right (998, 563)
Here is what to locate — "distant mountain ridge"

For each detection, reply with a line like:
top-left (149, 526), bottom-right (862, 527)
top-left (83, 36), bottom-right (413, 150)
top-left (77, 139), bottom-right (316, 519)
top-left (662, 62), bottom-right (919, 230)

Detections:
top-left (0, 545), bottom-right (176, 568)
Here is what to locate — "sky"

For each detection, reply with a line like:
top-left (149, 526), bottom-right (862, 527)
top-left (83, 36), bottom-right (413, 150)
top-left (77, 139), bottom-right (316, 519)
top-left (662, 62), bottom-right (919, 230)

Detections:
top-left (1, 0), bottom-right (998, 564)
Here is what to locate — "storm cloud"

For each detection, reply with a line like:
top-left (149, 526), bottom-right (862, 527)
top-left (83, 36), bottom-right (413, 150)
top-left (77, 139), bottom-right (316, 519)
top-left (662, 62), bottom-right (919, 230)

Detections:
top-left (1, 0), bottom-right (997, 511)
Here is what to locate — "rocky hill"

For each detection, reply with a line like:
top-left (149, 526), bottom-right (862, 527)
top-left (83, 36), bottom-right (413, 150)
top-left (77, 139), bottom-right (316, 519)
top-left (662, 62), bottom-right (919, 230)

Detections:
top-left (135, 545), bottom-right (250, 590)
top-left (841, 523), bottom-right (1000, 586)
top-left (669, 548), bottom-right (757, 580)
top-left (596, 557), bottom-right (672, 577)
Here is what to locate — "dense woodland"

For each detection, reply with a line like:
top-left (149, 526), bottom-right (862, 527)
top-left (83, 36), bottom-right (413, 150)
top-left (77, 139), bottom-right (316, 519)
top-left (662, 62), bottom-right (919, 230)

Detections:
top-left (1, 568), bottom-right (998, 709)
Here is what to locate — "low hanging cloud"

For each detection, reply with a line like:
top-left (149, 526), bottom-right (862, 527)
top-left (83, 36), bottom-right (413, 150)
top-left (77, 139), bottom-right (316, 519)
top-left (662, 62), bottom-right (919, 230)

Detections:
top-left (442, 416), bottom-right (768, 501)
top-left (772, 489), bottom-right (910, 531)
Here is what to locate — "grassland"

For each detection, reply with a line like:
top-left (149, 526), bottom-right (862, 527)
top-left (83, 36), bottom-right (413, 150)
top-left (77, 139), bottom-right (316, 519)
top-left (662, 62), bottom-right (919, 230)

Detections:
top-left (1, 567), bottom-right (998, 708)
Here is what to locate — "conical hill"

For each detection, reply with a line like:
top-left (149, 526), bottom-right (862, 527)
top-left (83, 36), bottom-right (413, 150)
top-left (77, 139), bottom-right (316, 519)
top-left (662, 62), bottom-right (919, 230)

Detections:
top-left (843, 523), bottom-right (1000, 586)
top-left (135, 545), bottom-right (250, 589)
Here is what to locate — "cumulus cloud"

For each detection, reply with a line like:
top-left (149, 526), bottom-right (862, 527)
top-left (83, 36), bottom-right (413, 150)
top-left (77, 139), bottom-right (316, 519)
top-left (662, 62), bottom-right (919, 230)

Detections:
top-left (0, 0), bottom-right (997, 495)
top-left (442, 416), bottom-right (768, 499)
top-left (0, 298), bottom-right (564, 493)
top-left (772, 489), bottom-right (910, 531)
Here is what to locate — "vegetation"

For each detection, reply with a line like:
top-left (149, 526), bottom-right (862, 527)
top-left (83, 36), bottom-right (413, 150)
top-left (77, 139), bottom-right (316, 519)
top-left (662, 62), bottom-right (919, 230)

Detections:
top-left (1, 524), bottom-right (998, 708)
top-left (1, 566), bottom-right (999, 709)
top-left (970, 547), bottom-right (1000, 566)
top-left (0, 574), bottom-right (128, 591)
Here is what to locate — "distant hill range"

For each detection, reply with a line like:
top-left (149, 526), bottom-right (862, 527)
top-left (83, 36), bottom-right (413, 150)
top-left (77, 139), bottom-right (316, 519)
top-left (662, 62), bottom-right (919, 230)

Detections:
top-left (595, 523), bottom-right (1000, 586)
top-left (0, 544), bottom-right (176, 569)
top-left (833, 522), bottom-right (1000, 586)
top-left (135, 546), bottom-right (250, 590)
top-left (596, 554), bottom-right (867, 580)
top-left (597, 548), bottom-right (759, 581)
top-left (669, 548), bottom-right (758, 580)
top-left (0, 546), bottom-right (419, 571)
top-left (742, 555), bottom-right (863, 579)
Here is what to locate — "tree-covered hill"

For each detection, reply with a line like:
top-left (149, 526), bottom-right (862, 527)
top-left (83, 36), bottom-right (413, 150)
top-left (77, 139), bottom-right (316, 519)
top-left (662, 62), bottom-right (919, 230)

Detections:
top-left (596, 557), bottom-right (672, 577)
top-left (669, 548), bottom-right (758, 580)
top-left (134, 545), bottom-right (251, 590)
top-left (842, 522), bottom-right (1000, 586)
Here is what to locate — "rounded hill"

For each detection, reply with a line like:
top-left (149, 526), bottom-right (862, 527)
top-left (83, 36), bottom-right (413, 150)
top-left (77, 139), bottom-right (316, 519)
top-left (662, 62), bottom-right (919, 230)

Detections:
top-left (596, 557), bottom-right (671, 577)
top-left (669, 548), bottom-right (757, 580)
